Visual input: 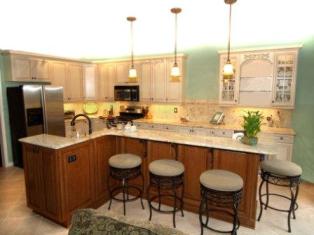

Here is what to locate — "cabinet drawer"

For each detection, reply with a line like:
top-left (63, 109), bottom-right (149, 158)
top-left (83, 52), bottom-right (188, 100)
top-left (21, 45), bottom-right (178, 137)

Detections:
top-left (208, 129), bottom-right (234, 137)
top-left (259, 133), bottom-right (294, 144)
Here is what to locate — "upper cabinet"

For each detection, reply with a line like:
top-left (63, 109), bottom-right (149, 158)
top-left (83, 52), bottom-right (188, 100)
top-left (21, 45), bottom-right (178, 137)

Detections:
top-left (8, 54), bottom-right (49, 81)
top-left (66, 63), bottom-right (84, 102)
top-left (219, 54), bottom-right (240, 105)
top-left (98, 63), bottom-right (116, 101)
top-left (272, 53), bottom-right (298, 107)
top-left (219, 47), bottom-right (300, 108)
top-left (83, 64), bottom-right (97, 101)
top-left (116, 62), bottom-right (130, 84)
top-left (98, 55), bottom-right (185, 103)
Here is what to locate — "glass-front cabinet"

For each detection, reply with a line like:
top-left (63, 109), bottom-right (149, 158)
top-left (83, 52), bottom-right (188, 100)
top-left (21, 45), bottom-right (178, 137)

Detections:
top-left (218, 47), bottom-right (299, 108)
top-left (272, 52), bottom-right (298, 107)
top-left (219, 54), bottom-right (240, 105)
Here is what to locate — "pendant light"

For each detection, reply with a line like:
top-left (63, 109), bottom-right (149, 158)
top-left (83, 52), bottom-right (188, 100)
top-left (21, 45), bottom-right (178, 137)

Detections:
top-left (127, 16), bottom-right (137, 82)
top-left (223, 0), bottom-right (237, 80)
top-left (170, 8), bottom-right (182, 82)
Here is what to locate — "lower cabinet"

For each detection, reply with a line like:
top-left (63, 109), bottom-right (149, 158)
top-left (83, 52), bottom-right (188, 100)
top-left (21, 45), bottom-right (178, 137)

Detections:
top-left (22, 137), bottom-right (261, 228)
top-left (93, 136), bottom-right (117, 206)
top-left (213, 149), bottom-right (260, 228)
top-left (178, 145), bottom-right (213, 203)
top-left (60, 141), bottom-right (95, 222)
top-left (23, 141), bottom-right (95, 226)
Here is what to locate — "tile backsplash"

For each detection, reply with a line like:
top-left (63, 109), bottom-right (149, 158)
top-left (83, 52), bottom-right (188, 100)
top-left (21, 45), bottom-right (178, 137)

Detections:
top-left (64, 101), bottom-right (292, 128)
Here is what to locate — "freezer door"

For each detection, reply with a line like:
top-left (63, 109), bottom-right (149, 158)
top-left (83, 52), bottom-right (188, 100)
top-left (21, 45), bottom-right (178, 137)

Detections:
top-left (22, 85), bottom-right (44, 136)
top-left (43, 86), bottom-right (65, 137)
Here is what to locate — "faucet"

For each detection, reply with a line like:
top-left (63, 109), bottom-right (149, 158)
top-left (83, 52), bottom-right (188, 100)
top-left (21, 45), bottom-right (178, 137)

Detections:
top-left (70, 114), bottom-right (92, 135)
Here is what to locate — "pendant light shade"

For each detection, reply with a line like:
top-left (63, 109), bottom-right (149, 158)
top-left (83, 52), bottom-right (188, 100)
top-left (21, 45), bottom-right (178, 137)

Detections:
top-left (127, 16), bottom-right (137, 82)
top-left (223, 0), bottom-right (236, 81)
top-left (170, 8), bottom-right (182, 82)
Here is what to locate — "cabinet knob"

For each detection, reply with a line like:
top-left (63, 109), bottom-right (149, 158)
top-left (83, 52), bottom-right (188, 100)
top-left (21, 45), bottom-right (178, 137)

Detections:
top-left (234, 99), bottom-right (237, 102)
top-left (272, 100), bottom-right (274, 103)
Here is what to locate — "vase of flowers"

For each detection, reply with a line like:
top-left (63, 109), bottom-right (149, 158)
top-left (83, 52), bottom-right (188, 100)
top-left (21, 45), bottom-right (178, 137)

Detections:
top-left (241, 111), bottom-right (263, 146)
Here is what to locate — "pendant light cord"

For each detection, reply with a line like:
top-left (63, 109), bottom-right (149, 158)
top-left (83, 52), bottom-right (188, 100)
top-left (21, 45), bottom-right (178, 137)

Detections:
top-left (174, 12), bottom-right (178, 66)
top-left (227, 3), bottom-right (232, 63)
top-left (130, 20), bottom-right (134, 69)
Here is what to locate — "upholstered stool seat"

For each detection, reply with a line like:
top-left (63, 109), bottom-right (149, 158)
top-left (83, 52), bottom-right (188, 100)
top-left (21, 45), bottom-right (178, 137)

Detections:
top-left (261, 159), bottom-right (302, 177)
top-left (109, 153), bottom-right (142, 169)
top-left (147, 159), bottom-right (185, 228)
top-left (149, 159), bottom-right (184, 177)
top-left (200, 169), bottom-right (243, 192)
top-left (258, 159), bottom-right (302, 233)
top-left (107, 153), bottom-right (144, 216)
top-left (199, 169), bottom-right (243, 235)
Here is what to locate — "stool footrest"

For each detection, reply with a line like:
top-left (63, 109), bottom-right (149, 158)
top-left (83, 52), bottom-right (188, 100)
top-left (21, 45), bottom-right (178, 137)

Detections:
top-left (260, 193), bottom-right (298, 212)
top-left (149, 194), bottom-right (184, 214)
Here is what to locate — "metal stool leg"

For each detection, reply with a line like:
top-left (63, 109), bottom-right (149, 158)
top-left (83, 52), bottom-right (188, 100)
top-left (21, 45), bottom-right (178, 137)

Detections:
top-left (232, 200), bottom-right (239, 235)
top-left (140, 173), bottom-right (145, 209)
top-left (181, 183), bottom-right (185, 217)
top-left (199, 195), bottom-right (205, 235)
top-left (122, 178), bottom-right (126, 216)
top-left (107, 172), bottom-right (113, 210)
top-left (157, 184), bottom-right (161, 211)
top-left (173, 186), bottom-right (177, 228)
top-left (147, 184), bottom-right (153, 221)
top-left (257, 178), bottom-right (265, 221)
top-left (265, 179), bottom-right (270, 210)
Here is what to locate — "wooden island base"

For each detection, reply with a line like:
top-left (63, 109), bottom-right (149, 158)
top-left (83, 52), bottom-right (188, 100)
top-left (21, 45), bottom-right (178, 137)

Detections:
top-left (22, 135), bottom-right (260, 228)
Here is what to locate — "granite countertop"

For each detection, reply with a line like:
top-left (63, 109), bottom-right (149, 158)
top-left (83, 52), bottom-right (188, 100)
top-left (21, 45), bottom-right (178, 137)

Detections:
top-left (19, 128), bottom-right (277, 155)
top-left (133, 119), bottom-right (295, 136)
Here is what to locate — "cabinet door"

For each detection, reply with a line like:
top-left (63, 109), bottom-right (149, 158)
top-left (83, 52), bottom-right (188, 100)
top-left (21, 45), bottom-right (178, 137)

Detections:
top-left (139, 61), bottom-right (152, 102)
top-left (49, 61), bottom-right (67, 100)
top-left (166, 58), bottom-right (183, 103)
top-left (23, 144), bottom-right (45, 211)
top-left (11, 55), bottom-right (31, 81)
top-left (94, 136), bottom-right (116, 204)
top-left (213, 150), bottom-right (259, 228)
top-left (178, 145), bottom-right (213, 202)
top-left (31, 59), bottom-right (49, 80)
top-left (116, 62), bottom-right (129, 84)
top-left (61, 142), bottom-right (94, 214)
top-left (272, 52), bottom-right (297, 107)
top-left (219, 54), bottom-right (240, 105)
top-left (117, 137), bottom-right (148, 190)
top-left (67, 63), bottom-right (84, 101)
top-left (151, 59), bottom-right (167, 102)
top-left (98, 64), bottom-right (116, 101)
top-left (83, 64), bottom-right (97, 100)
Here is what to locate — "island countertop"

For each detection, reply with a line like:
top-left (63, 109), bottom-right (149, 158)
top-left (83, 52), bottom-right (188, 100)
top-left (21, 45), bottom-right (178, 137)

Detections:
top-left (19, 128), bottom-right (277, 155)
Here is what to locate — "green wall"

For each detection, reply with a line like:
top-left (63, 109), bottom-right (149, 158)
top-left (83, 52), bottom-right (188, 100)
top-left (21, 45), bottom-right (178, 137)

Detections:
top-left (292, 37), bottom-right (314, 182)
top-left (0, 54), bottom-right (17, 164)
top-left (184, 46), bottom-right (220, 100)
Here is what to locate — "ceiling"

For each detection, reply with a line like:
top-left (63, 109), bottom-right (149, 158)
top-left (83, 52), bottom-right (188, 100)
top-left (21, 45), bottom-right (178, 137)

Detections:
top-left (0, 0), bottom-right (313, 59)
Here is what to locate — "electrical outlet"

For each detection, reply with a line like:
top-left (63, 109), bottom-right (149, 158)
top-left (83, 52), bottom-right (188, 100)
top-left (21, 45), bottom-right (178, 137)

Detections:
top-left (174, 107), bottom-right (178, 113)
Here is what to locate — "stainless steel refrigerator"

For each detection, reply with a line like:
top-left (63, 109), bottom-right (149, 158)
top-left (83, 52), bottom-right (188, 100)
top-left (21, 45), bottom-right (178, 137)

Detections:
top-left (7, 85), bottom-right (65, 167)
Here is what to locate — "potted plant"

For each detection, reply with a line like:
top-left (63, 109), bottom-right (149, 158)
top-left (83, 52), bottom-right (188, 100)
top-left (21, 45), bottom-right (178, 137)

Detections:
top-left (241, 111), bottom-right (263, 145)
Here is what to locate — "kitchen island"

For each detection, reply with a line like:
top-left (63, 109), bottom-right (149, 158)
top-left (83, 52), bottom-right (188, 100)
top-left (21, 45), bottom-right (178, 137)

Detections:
top-left (19, 129), bottom-right (276, 228)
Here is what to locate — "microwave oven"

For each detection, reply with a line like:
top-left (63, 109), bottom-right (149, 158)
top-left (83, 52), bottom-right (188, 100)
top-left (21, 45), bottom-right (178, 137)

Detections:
top-left (114, 85), bottom-right (139, 102)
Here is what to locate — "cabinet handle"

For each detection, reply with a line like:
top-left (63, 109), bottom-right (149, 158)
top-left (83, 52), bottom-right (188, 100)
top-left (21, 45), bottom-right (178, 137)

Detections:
top-left (234, 99), bottom-right (237, 102)
top-left (280, 137), bottom-right (284, 140)
top-left (272, 100), bottom-right (274, 103)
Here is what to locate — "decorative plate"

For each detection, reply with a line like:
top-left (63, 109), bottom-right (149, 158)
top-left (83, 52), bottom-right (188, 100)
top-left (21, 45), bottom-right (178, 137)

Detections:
top-left (83, 102), bottom-right (98, 115)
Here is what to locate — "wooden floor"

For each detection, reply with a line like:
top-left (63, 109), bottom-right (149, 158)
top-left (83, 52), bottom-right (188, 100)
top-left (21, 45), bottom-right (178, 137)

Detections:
top-left (1, 167), bottom-right (314, 235)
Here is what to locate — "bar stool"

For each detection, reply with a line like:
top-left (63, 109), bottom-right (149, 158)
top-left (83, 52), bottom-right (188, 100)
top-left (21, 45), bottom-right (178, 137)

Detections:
top-left (107, 153), bottom-right (145, 215)
top-left (257, 159), bottom-right (302, 233)
top-left (147, 159), bottom-right (185, 228)
top-left (199, 169), bottom-right (243, 235)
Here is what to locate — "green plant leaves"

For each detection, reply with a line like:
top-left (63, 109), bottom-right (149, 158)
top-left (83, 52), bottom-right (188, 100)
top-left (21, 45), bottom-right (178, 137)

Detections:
top-left (242, 111), bottom-right (263, 138)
